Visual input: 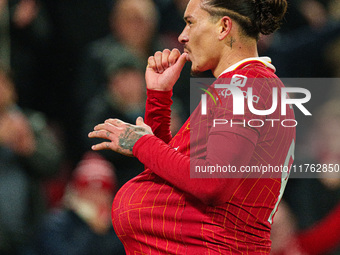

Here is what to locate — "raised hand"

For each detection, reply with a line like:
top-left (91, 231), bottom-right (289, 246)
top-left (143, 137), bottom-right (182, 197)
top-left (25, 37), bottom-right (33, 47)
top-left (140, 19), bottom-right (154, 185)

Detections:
top-left (145, 48), bottom-right (188, 91)
top-left (88, 117), bottom-right (153, 157)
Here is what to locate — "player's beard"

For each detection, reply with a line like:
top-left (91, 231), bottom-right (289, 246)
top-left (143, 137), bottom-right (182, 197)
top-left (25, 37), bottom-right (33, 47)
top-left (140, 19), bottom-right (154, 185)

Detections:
top-left (189, 63), bottom-right (206, 77)
top-left (190, 68), bottom-right (214, 78)
top-left (187, 60), bottom-right (214, 77)
top-left (190, 69), bottom-right (201, 77)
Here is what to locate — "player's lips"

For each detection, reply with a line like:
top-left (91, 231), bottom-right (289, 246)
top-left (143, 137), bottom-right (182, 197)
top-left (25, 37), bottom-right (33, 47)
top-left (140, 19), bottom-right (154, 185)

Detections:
top-left (184, 48), bottom-right (191, 61)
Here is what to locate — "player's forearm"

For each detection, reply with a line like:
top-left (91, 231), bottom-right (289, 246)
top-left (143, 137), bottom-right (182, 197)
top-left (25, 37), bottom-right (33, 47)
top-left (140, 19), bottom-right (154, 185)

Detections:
top-left (133, 134), bottom-right (254, 205)
top-left (144, 89), bottom-right (173, 144)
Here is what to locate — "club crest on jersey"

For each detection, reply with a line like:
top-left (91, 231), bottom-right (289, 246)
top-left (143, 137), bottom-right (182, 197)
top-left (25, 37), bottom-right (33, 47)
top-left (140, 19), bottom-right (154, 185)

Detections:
top-left (218, 74), bottom-right (260, 105)
top-left (200, 75), bottom-right (311, 117)
top-left (230, 74), bottom-right (247, 87)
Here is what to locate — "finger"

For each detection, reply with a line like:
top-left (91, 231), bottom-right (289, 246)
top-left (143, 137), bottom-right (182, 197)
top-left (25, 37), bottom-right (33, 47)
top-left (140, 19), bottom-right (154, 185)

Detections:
top-left (154, 51), bottom-right (164, 73)
top-left (91, 121), bottom-right (123, 137)
top-left (91, 141), bottom-right (114, 151)
top-left (135, 116), bottom-right (153, 135)
top-left (93, 123), bottom-right (117, 132)
top-left (88, 129), bottom-right (116, 141)
top-left (92, 141), bottom-right (133, 157)
top-left (161, 49), bottom-right (171, 69)
top-left (147, 56), bottom-right (157, 72)
top-left (169, 48), bottom-right (181, 66)
top-left (92, 123), bottom-right (105, 131)
top-left (136, 116), bottom-right (144, 126)
top-left (136, 117), bottom-right (148, 129)
top-left (104, 118), bottom-right (126, 127)
top-left (172, 53), bottom-right (188, 73)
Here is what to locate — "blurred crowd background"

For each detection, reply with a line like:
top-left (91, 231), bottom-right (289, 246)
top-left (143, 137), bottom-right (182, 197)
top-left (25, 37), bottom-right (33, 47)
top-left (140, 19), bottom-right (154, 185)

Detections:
top-left (0, 0), bottom-right (339, 254)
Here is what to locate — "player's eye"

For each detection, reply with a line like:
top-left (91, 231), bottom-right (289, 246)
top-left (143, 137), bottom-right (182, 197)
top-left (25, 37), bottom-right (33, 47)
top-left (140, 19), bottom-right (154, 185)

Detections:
top-left (185, 19), bottom-right (193, 26)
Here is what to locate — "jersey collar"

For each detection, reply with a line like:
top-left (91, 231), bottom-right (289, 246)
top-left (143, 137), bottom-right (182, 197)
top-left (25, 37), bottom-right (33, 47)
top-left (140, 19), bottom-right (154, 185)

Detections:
top-left (218, 57), bottom-right (276, 78)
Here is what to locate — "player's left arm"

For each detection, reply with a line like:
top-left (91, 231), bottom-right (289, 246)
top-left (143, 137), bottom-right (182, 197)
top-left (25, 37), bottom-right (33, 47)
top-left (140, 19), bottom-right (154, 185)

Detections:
top-left (88, 117), bottom-right (256, 205)
top-left (144, 89), bottom-right (173, 144)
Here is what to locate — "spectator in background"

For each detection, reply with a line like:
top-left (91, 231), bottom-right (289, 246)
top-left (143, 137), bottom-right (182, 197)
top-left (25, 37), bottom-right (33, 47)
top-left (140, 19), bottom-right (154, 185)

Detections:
top-left (0, 0), bottom-right (52, 111)
top-left (157, 0), bottom-right (190, 49)
top-left (258, 0), bottom-right (340, 78)
top-left (270, 201), bottom-right (306, 255)
top-left (283, 99), bottom-right (340, 255)
top-left (273, 99), bottom-right (340, 255)
top-left (80, 60), bottom-right (146, 186)
top-left (325, 22), bottom-right (340, 78)
top-left (72, 0), bottom-right (165, 163)
top-left (34, 0), bottom-right (113, 165)
top-left (109, 0), bottom-right (160, 60)
top-left (0, 64), bottom-right (63, 254)
top-left (295, 202), bottom-right (340, 255)
top-left (35, 152), bottom-right (126, 255)
top-left (271, 200), bottom-right (340, 255)
top-left (39, 0), bottom-right (112, 118)
top-left (328, 0), bottom-right (340, 20)
top-left (74, 0), bottom-right (162, 117)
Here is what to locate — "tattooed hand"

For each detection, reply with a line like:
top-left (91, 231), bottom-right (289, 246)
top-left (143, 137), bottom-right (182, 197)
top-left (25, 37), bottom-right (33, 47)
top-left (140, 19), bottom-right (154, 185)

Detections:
top-left (88, 117), bottom-right (153, 157)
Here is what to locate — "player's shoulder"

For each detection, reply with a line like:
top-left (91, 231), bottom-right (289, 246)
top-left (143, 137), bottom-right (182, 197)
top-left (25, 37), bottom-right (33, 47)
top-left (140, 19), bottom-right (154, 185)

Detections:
top-left (217, 61), bottom-right (281, 90)
top-left (215, 61), bottom-right (284, 98)
top-left (220, 61), bottom-right (278, 80)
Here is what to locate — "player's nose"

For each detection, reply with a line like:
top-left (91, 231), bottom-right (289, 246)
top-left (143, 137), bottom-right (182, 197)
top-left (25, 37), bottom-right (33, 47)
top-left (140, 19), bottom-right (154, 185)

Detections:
top-left (178, 26), bottom-right (189, 45)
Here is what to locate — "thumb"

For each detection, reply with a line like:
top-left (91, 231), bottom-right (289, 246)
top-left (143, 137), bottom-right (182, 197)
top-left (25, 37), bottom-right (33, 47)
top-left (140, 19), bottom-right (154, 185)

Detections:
top-left (136, 116), bottom-right (153, 135)
top-left (136, 116), bottom-right (145, 126)
top-left (172, 53), bottom-right (188, 73)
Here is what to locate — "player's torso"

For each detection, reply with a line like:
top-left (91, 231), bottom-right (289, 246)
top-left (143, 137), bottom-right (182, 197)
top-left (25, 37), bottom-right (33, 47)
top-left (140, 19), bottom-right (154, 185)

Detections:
top-left (112, 168), bottom-right (187, 254)
top-left (112, 62), bottom-right (295, 254)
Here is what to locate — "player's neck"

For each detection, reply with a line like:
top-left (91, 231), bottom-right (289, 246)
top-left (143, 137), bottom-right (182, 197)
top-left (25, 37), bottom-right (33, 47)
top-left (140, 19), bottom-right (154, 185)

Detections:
top-left (212, 40), bottom-right (258, 78)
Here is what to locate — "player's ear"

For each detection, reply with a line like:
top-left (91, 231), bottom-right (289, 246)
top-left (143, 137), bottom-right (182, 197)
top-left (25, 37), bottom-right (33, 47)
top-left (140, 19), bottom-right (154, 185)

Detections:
top-left (218, 16), bottom-right (232, 41)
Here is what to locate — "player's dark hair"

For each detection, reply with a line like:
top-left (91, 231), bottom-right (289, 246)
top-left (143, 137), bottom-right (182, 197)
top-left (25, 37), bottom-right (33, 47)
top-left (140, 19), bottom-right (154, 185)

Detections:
top-left (200, 0), bottom-right (288, 39)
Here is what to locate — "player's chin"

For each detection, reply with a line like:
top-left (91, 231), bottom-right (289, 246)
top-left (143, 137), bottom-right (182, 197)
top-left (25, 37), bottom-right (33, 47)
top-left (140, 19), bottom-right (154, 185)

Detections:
top-left (190, 63), bottom-right (205, 77)
top-left (190, 69), bottom-right (202, 77)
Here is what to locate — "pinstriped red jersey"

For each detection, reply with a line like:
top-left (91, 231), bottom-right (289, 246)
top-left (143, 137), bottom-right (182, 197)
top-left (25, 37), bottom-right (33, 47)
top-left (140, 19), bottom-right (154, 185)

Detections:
top-left (112, 58), bottom-right (296, 254)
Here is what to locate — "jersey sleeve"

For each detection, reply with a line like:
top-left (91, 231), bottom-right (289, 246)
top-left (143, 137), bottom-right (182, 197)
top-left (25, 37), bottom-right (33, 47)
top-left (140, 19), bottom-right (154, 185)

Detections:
top-left (132, 126), bottom-right (258, 205)
top-left (144, 89), bottom-right (173, 144)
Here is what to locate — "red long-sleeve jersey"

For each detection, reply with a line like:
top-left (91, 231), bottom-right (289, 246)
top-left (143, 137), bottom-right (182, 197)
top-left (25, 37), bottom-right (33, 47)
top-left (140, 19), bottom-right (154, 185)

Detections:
top-left (112, 58), bottom-right (296, 254)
